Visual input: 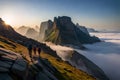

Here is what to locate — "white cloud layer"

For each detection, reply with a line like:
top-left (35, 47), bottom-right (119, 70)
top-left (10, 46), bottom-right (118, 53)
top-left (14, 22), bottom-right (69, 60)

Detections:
top-left (78, 32), bottom-right (120, 80)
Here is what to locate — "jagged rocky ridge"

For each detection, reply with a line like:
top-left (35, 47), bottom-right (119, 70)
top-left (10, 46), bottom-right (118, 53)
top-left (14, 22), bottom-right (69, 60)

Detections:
top-left (39, 16), bottom-right (100, 47)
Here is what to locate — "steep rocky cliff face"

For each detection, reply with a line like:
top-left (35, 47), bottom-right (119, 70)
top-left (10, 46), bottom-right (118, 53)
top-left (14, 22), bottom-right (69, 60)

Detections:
top-left (39, 16), bottom-right (100, 47)
top-left (39, 20), bottom-right (53, 42)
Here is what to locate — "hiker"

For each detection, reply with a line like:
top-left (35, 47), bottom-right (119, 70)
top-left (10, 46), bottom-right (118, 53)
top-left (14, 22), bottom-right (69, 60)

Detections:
top-left (27, 43), bottom-right (33, 60)
top-left (38, 46), bottom-right (41, 57)
top-left (33, 45), bottom-right (37, 55)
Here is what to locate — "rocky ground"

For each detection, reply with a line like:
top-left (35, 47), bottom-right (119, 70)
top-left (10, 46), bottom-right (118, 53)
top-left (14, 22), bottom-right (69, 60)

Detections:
top-left (0, 48), bottom-right (60, 80)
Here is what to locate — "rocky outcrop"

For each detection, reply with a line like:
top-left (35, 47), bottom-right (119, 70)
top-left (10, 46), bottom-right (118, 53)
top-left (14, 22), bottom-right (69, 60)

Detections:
top-left (39, 16), bottom-right (100, 48)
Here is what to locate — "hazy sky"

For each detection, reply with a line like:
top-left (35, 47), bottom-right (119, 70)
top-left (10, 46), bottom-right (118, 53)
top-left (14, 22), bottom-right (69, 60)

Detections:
top-left (0, 0), bottom-right (120, 31)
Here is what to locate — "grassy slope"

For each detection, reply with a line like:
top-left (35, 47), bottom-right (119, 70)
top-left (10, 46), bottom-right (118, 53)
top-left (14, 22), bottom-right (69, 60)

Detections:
top-left (0, 36), bottom-right (96, 80)
top-left (41, 52), bottom-right (95, 80)
top-left (0, 36), bottom-right (30, 60)
top-left (45, 29), bottom-right (60, 44)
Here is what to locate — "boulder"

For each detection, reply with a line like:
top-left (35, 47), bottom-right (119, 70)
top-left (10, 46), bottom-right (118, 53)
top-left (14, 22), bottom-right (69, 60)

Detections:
top-left (0, 48), bottom-right (28, 80)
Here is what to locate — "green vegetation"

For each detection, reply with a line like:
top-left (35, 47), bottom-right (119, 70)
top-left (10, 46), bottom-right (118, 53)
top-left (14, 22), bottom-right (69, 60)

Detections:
top-left (45, 29), bottom-right (60, 43)
top-left (41, 52), bottom-right (96, 80)
top-left (0, 36), bottom-right (30, 60)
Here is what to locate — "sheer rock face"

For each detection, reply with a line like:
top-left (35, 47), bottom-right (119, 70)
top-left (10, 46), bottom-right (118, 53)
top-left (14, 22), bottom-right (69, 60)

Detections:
top-left (39, 20), bottom-right (53, 42)
top-left (39, 16), bottom-right (100, 47)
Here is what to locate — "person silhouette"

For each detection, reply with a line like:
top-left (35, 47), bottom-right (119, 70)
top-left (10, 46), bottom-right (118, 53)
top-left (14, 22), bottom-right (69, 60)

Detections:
top-left (38, 46), bottom-right (41, 57)
top-left (27, 43), bottom-right (33, 61)
top-left (33, 45), bottom-right (37, 56)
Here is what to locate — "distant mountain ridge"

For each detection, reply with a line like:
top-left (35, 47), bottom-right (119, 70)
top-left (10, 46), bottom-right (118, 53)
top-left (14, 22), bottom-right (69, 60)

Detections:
top-left (16, 26), bottom-right (39, 40)
top-left (25, 28), bottom-right (39, 40)
top-left (16, 26), bottom-right (30, 35)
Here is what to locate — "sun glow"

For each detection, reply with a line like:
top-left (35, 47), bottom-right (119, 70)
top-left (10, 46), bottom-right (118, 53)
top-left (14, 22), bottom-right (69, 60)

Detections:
top-left (2, 16), bottom-right (13, 25)
top-left (5, 19), bottom-right (11, 25)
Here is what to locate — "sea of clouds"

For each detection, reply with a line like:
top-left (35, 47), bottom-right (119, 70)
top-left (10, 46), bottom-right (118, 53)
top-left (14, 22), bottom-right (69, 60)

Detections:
top-left (46, 32), bottom-right (120, 80)
top-left (76, 32), bottom-right (120, 80)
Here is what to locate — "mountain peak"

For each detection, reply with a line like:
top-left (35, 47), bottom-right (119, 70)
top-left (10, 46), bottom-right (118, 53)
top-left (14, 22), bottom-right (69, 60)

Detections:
top-left (57, 16), bottom-right (71, 21)
top-left (54, 16), bottom-right (72, 25)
